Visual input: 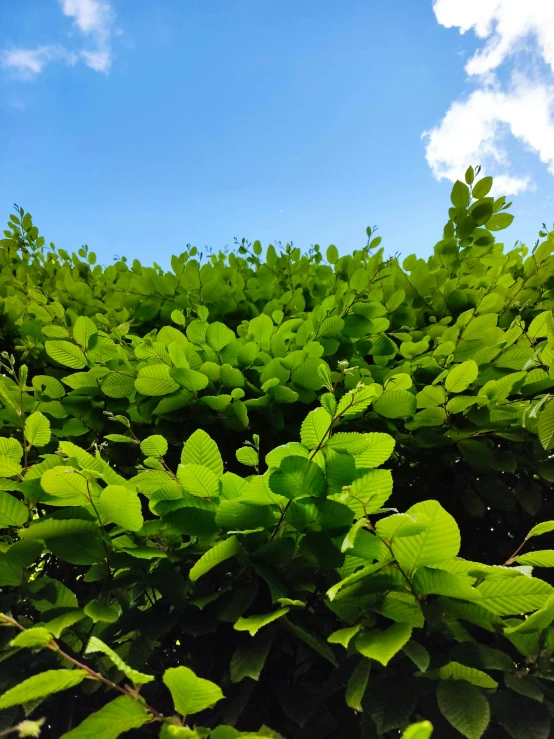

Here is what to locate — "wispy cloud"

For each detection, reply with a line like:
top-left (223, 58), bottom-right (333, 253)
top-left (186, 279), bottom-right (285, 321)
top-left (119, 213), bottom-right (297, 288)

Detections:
top-left (2, 45), bottom-right (77, 78)
top-left (1, 0), bottom-right (115, 78)
top-left (424, 0), bottom-right (554, 194)
top-left (60, 0), bottom-right (114, 72)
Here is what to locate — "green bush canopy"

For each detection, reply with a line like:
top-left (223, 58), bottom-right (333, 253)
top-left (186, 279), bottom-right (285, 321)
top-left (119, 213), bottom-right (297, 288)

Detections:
top-left (1, 167), bottom-right (554, 738)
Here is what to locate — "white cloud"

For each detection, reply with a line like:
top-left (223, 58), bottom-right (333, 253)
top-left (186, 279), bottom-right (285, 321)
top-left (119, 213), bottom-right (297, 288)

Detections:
top-left (433, 0), bottom-right (554, 76)
top-left (1, 0), bottom-right (115, 78)
top-left (60, 0), bottom-right (114, 72)
top-left (1, 45), bottom-right (77, 77)
top-left (60, 0), bottom-right (112, 36)
top-left (426, 0), bottom-right (554, 194)
top-left (80, 48), bottom-right (111, 72)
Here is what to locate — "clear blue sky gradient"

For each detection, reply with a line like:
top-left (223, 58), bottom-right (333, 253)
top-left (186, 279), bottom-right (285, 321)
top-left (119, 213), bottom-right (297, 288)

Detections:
top-left (1, 0), bottom-right (552, 267)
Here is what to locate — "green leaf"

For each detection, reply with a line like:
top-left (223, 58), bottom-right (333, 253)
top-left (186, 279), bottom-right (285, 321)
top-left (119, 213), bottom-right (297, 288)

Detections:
top-left (206, 322), bottom-right (235, 351)
top-left (438, 661), bottom-right (498, 689)
top-left (48, 533), bottom-right (104, 565)
top-left (3, 539), bottom-right (41, 567)
top-left (488, 212), bottom-right (514, 230)
top-left (346, 468), bottom-right (393, 515)
top-left (140, 435), bottom-right (168, 457)
top-left (376, 512), bottom-right (430, 541)
top-left (248, 314), bottom-right (274, 349)
top-left (105, 434), bottom-right (136, 443)
top-left (181, 429), bottom-right (223, 476)
top-left (234, 608), bottom-right (290, 636)
top-left (0, 669), bottom-right (87, 710)
top-left (38, 608), bottom-right (85, 639)
top-left (539, 401), bottom-right (554, 450)
top-left (327, 244), bottom-right (339, 263)
top-left (472, 177), bottom-right (493, 199)
top-left (0, 455), bottom-right (22, 477)
top-left (355, 432), bottom-right (395, 468)
top-left (101, 372), bottom-right (136, 398)
top-left (236, 447), bottom-right (258, 466)
top-left (135, 364), bottom-right (180, 396)
top-left (405, 407), bottom-right (447, 430)
top-left (189, 536), bottom-right (241, 581)
top-left (58, 442), bottom-right (104, 472)
top-left (0, 438), bottom-right (23, 460)
top-left (40, 467), bottom-right (89, 504)
top-left (337, 384), bottom-right (381, 418)
top-left (413, 567), bottom-right (484, 601)
top-left (99, 485), bottom-right (144, 531)
top-left (265, 443), bottom-right (309, 469)
top-left (163, 666), bottom-right (224, 716)
top-left (341, 518), bottom-right (368, 552)
top-left (355, 622), bottom-right (412, 666)
top-left (230, 629), bottom-right (273, 683)
top-left (300, 408), bottom-right (332, 450)
top-left (45, 341), bottom-right (87, 369)
top-left (327, 561), bottom-right (393, 601)
top-left (327, 624), bottom-right (361, 648)
top-left (0, 491), bottom-right (28, 526)
top-left (374, 390), bottom-right (416, 419)
top-left (73, 316), bottom-right (97, 348)
top-left (403, 641), bottom-right (430, 672)
top-left (291, 358), bottom-right (327, 391)
top-left (527, 521), bottom-right (554, 539)
top-left (446, 395), bottom-right (478, 414)
top-left (451, 180), bottom-right (470, 208)
top-left (60, 696), bottom-right (150, 738)
top-left (24, 411), bottom-right (51, 447)
top-left (504, 593), bottom-right (554, 633)
top-left (84, 600), bottom-right (121, 623)
top-left (269, 457), bottom-right (326, 499)
top-left (171, 367), bottom-right (209, 392)
top-left (345, 658), bottom-right (370, 711)
top-left (10, 627), bottom-right (53, 649)
top-left (392, 500), bottom-right (461, 574)
top-left (377, 592), bottom-right (424, 627)
top-left (178, 463), bottom-right (220, 497)
top-left (470, 201), bottom-right (494, 226)
top-left (326, 432), bottom-right (369, 455)
top-left (401, 722), bottom-right (433, 739)
top-left (445, 360), bottom-right (479, 393)
top-left (85, 636), bottom-right (154, 684)
top-left (516, 550), bottom-right (554, 567)
top-left (20, 517), bottom-right (98, 540)
top-left (437, 681), bottom-right (489, 739)
top-left (416, 385), bottom-right (445, 409)
top-left (527, 310), bottom-right (551, 339)
top-left (0, 559), bottom-right (22, 586)
top-left (476, 574), bottom-right (553, 615)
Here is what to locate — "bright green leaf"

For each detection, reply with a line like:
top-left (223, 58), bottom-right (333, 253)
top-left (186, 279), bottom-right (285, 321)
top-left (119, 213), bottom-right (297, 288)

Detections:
top-left (163, 666), bottom-right (224, 716)
top-left (24, 412), bottom-right (51, 447)
top-left (355, 622), bottom-right (412, 666)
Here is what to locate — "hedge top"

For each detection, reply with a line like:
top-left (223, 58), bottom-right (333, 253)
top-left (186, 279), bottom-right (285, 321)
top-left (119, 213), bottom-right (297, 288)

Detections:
top-left (0, 169), bottom-right (554, 737)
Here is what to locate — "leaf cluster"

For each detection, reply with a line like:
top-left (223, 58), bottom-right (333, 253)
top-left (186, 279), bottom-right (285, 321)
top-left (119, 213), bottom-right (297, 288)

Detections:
top-left (0, 177), bottom-right (554, 737)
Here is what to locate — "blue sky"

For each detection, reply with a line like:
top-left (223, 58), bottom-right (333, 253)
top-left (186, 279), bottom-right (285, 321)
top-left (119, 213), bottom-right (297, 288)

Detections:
top-left (1, 1), bottom-right (554, 266)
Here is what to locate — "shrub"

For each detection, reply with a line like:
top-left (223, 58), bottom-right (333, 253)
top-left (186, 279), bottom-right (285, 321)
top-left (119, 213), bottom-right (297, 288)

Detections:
top-left (0, 168), bottom-right (554, 737)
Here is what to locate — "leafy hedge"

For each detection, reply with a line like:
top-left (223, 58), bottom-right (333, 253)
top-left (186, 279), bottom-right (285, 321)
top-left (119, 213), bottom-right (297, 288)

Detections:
top-left (1, 168), bottom-right (554, 738)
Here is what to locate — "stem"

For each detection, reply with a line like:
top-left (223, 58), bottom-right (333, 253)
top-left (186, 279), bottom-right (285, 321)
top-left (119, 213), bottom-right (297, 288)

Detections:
top-left (503, 537), bottom-right (529, 566)
top-left (382, 541), bottom-right (419, 600)
top-left (86, 481), bottom-right (111, 572)
top-left (270, 500), bottom-right (292, 540)
top-left (0, 613), bottom-right (166, 722)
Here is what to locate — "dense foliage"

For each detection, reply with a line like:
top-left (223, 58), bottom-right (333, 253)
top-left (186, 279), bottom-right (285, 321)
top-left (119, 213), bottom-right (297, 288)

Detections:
top-left (1, 168), bottom-right (554, 738)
